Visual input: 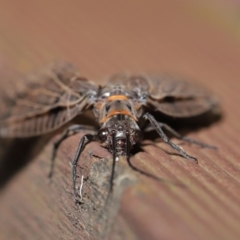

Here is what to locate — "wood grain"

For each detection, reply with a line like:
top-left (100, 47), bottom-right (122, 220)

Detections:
top-left (0, 0), bottom-right (240, 240)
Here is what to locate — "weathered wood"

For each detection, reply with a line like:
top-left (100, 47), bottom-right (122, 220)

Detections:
top-left (0, 1), bottom-right (240, 240)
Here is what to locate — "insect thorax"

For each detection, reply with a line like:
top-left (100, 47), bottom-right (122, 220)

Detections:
top-left (92, 85), bottom-right (145, 125)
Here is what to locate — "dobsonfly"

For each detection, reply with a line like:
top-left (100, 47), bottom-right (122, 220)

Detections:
top-left (0, 62), bottom-right (218, 202)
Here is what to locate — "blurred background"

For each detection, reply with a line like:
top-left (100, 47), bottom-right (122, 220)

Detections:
top-left (0, 0), bottom-right (240, 239)
top-left (0, 0), bottom-right (239, 82)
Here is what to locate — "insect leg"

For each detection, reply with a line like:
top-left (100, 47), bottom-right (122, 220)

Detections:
top-left (49, 124), bottom-right (96, 178)
top-left (157, 122), bottom-right (217, 149)
top-left (72, 134), bottom-right (96, 202)
top-left (143, 112), bottom-right (198, 163)
top-left (79, 175), bottom-right (84, 202)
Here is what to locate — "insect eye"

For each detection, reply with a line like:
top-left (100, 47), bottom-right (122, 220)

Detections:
top-left (133, 129), bottom-right (143, 143)
top-left (98, 128), bottom-right (108, 142)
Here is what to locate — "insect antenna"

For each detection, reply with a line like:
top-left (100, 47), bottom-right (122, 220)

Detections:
top-left (125, 133), bottom-right (139, 171)
top-left (125, 131), bottom-right (131, 160)
top-left (109, 130), bottom-right (116, 192)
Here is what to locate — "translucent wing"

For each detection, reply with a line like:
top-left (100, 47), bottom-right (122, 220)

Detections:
top-left (106, 72), bottom-right (150, 95)
top-left (107, 73), bottom-right (218, 118)
top-left (0, 62), bottom-right (97, 137)
top-left (146, 74), bottom-right (218, 117)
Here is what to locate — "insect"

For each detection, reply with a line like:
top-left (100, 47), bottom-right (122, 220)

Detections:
top-left (0, 62), bottom-right (218, 202)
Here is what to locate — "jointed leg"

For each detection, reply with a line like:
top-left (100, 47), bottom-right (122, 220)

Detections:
top-left (72, 134), bottom-right (96, 202)
top-left (48, 124), bottom-right (96, 178)
top-left (143, 112), bottom-right (198, 163)
top-left (158, 123), bottom-right (217, 149)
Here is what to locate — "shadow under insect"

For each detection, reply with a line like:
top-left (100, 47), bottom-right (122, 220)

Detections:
top-left (0, 135), bottom-right (51, 189)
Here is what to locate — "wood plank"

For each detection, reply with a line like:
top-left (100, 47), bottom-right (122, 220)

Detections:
top-left (0, 1), bottom-right (240, 239)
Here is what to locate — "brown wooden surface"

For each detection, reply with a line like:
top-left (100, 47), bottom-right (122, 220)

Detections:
top-left (0, 1), bottom-right (240, 240)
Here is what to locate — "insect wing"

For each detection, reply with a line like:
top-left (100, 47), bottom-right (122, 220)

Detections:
top-left (106, 72), bottom-right (150, 96)
top-left (146, 75), bottom-right (218, 117)
top-left (0, 62), bottom-right (97, 137)
top-left (106, 73), bottom-right (218, 118)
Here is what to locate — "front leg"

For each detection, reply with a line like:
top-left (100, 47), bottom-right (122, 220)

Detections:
top-left (71, 134), bottom-right (96, 202)
top-left (49, 124), bottom-right (96, 178)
